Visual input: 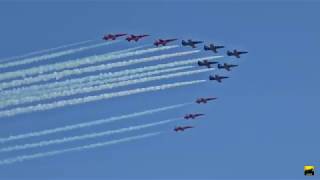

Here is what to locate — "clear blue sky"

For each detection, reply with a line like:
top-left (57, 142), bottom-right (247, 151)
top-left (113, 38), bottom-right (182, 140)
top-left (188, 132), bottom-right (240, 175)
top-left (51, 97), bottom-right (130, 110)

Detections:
top-left (0, 1), bottom-right (319, 179)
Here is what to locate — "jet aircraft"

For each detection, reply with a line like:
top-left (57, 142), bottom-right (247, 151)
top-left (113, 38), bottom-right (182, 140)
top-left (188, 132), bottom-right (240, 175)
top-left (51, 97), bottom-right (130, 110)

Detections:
top-left (154, 38), bottom-right (177, 46)
top-left (218, 63), bottom-right (238, 71)
top-left (174, 126), bottom-right (194, 132)
top-left (204, 43), bottom-right (224, 53)
top-left (184, 113), bottom-right (204, 120)
top-left (196, 97), bottom-right (217, 104)
top-left (209, 74), bottom-right (229, 83)
top-left (126, 34), bottom-right (149, 42)
top-left (227, 49), bottom-right (248, 58)
top-left (182, 39), bottom-right (203, 48)
top-left (198, 60), bottom-right (218, 68)
top-left (103, 33), bottom-right (127, 41)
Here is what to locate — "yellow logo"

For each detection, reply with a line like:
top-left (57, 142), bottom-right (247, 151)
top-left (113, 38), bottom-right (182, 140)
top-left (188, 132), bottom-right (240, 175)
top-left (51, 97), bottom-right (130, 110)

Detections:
top-left (304, 165), bottom-right (315, 176)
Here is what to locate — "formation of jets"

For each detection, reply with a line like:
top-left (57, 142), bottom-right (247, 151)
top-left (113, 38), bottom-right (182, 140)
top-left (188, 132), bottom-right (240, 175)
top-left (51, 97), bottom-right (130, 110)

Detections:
top-left (179, 39), bottom-right (247, 85)
top-left (102, 33), bottom-right (248, 58)
top-left (173, 98), bottom-right (217, 133)
top-left (102, 33), bottom-right (248, 133)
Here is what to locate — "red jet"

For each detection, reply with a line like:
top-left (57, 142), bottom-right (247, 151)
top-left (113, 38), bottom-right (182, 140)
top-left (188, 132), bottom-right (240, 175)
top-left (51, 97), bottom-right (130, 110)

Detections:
top-left (103, 33), bottom-right (127, 41)
top-left (126, 34), bottom-right (149, 42)
top-left (184, 113), bottom-right (204, 120)
top-left (196, 97), bottom-right (217, 104)
top-left (153, 38), bottom-right (177, 46)
top-left (174, 126), bottom-right (194, 132)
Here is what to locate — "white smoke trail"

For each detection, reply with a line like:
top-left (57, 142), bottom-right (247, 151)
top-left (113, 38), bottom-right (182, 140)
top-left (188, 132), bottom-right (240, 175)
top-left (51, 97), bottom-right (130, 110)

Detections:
top-left (0, 64), bottom-right (191, 100)
top-left (108, 45), bottom-right (147, 55)
top-left (0, 50), bottom-right (199, 90)
top-left (0, 46), bottom-right (145, 100)
top-left (0, 66), bottom-right (194, 106)
top-left (1, 56), bottom-right (221, 99)
top-left (0, 45), bottom-right (177, 81)
top-left (0, 67), bottom-right (210, 108)
top-left (0, 103), bottom-right (189, 143)
top-left (0, 80), bottom-right (206, 118)
top-left (44, 66), bottom-right (194, 93)
top-left (0, 41), bottom-right (118, 70)
top-left (0, 132), bottom-right (161, 165)
top-left (0, 39), bottom-right (95, 64)
top-left (0, 119), bottom-right (176, 152)
top-left (0, 66), bottom-right (194, 107)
